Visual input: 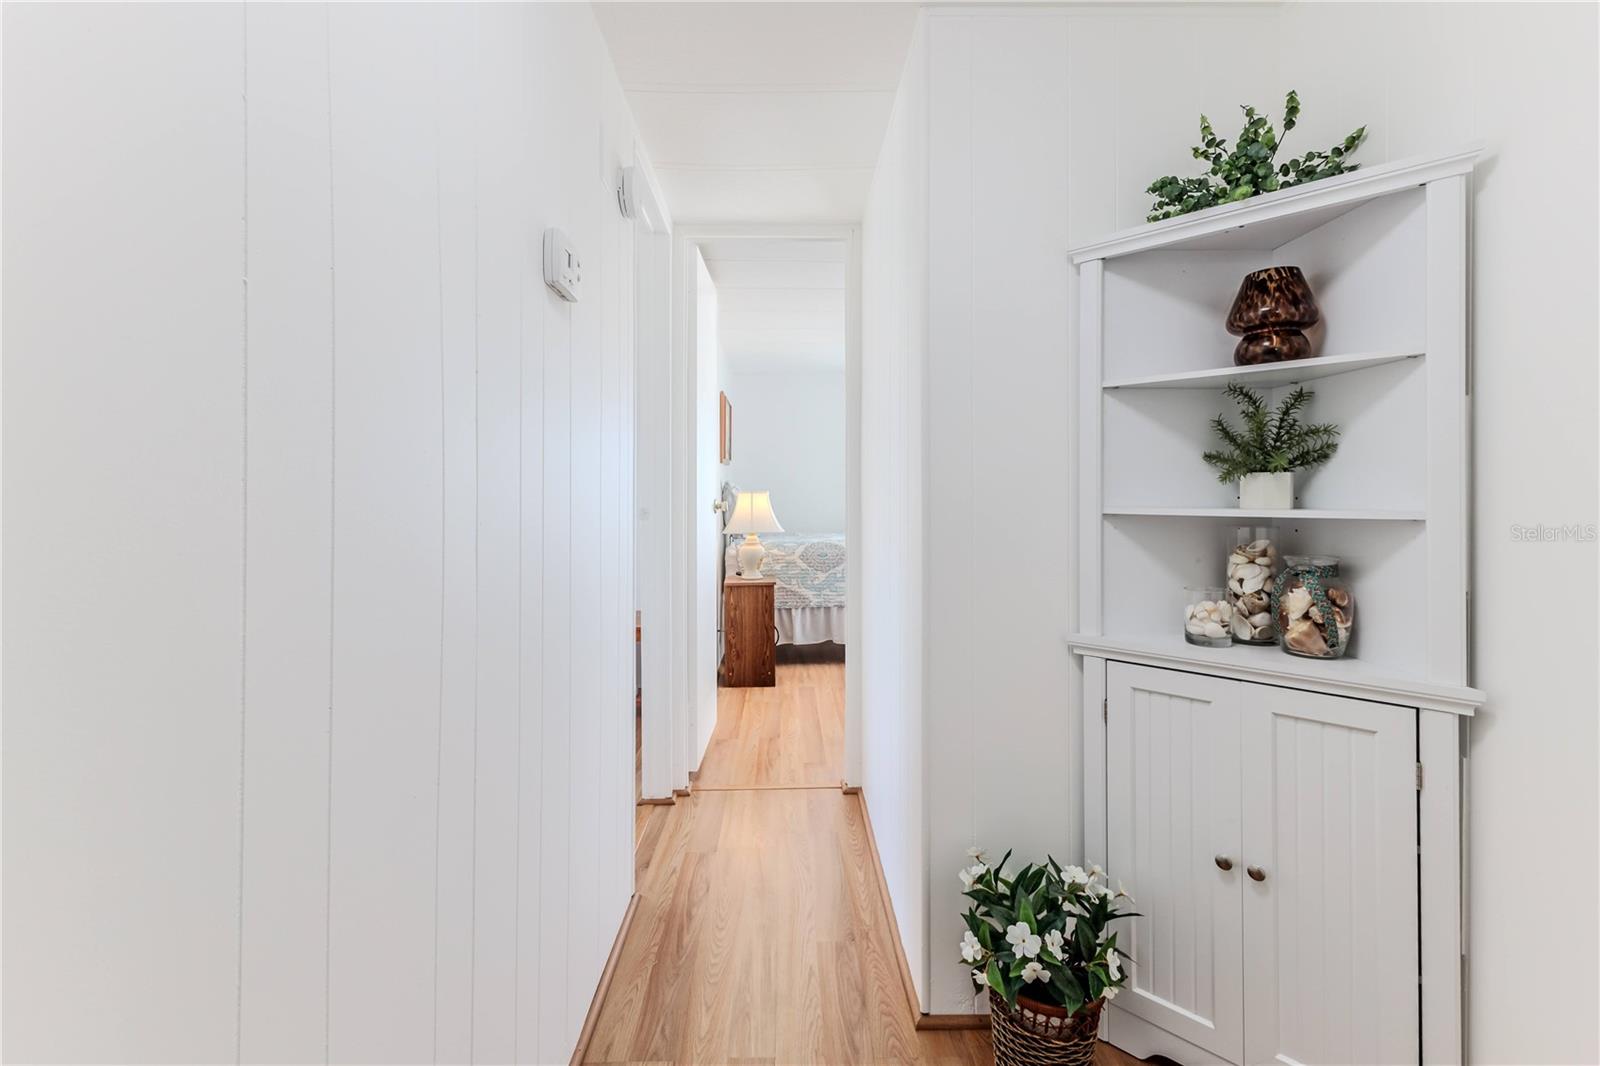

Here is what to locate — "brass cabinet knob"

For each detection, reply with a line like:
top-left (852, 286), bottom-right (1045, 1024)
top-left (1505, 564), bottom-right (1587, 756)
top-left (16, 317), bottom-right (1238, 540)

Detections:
top-left (1214, 855), bottom-right (1233, 871)
top-left (1247, 865), bottom-right (1267, 882)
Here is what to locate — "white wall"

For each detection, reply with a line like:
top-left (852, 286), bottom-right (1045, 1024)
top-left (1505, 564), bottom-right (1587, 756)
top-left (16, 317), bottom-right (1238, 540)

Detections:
top-left (690, 249), bottom-right (722, 768)
top-left (1277, 6), bottom-right (1599, 1063)
top-left (860, 12), bottom-right (930, 1007)
top-left (864, 3), bottom-right (1599, 1047)
top-left (725, 370), bottom-right (846, 533)
top-left (2, 4), bottom-right (647, 1062)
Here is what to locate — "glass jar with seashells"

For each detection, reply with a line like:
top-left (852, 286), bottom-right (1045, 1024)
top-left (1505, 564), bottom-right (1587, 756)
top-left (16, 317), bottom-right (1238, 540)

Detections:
top-left (1226, 526), bottom-right (1279, 644)
top-left (1273, 555), bottom-right (1355, 659)
top-left (1184, 586), bottom-right (1233, 648)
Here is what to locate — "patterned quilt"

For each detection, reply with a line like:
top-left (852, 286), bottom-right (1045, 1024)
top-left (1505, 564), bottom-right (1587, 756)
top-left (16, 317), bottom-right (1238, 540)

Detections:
top-left (727, 534), bottom-right (846, 610)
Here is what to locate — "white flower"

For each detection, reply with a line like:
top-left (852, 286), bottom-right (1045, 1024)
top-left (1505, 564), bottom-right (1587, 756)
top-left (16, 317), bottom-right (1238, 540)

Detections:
top-left (960, 930), bottom-right (984, 963)
top-left (1089, 863), bottom-right (1105, 880)
top-left (1043, 928), bottom-right (1065, 959)
top-left (1103, 984), bottom-right (1119, 1001)
top-left (1062, 864), bottom-right (1090, 886)
top-left (1062, 912), bottom-right (1076, 937)
top-left (1113, 880), bottom-right (1132, 902)
top-left (1107, 950), bottom-right (1123, 981)
top-left (966, 845), bottom-right (987, 863)
top-left (1020, 960), bottom-right (1050, 984)
top-left (972, 967), bottom-right (989, 990)
top-left (958, 863), bottom-right (987, 890)
top-left (1006, 921), bottom-right (1042, 959)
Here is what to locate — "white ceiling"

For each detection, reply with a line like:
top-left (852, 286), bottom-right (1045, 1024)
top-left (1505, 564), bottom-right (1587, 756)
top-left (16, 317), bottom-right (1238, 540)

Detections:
top-left (592, 2), bottom-right (919, 223)
top-left (700, 238), bottom-right (846, 373)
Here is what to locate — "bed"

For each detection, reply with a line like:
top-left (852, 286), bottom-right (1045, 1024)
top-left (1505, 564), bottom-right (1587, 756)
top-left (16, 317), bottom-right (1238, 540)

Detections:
top-left (721, 485), bottom-right (846, 646)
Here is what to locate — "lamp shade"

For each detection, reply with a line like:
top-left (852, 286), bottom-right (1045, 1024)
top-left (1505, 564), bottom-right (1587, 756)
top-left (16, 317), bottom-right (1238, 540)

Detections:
top-left (724, 490), bottom-right (784, 535)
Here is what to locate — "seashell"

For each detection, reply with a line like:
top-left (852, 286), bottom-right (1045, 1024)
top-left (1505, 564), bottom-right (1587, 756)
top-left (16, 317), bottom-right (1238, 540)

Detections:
top-left (1187, 619), bottom-right (1206, 635)
top-left (1235, 562), bottom-right (1262, 580)
top-left (1185, 604), bottom-right (1196, 620)
top-left (1203, 621), bottom-right (1227, 639)
top-left (1239, 592), bottom-right (1268, 615)
top-left (1241, 574), bottom-right (1265, 594)
top-left (1216, 601), bottom-right (1232, 620)
top-left (1284, 619), bottom-right (1329, 656)
top-left (1246, 539), bottom-right (1269, 554)
top-left (1328, 587), bottom-right (1350, 608)
top-left (1248, 611), bottom-right (1272, 627)
top-left (1254, 555), bottom-right (1274, 566)
top-left (1230, 553), bottom-right (1249, 567)
top-left (1231, 614), bottom-right (1253, 639)
top-left (1308, 605), bottom-right (1322, 624)
top-left (1283, 587), bottom-right (1312, 620)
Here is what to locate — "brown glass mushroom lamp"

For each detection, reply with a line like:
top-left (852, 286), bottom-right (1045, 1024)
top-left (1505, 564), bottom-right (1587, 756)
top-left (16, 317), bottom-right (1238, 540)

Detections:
top-left (1226, 266), bottom-right (1320, 365)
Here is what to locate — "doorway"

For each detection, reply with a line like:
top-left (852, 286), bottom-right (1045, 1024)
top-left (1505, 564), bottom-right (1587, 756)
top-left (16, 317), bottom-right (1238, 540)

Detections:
top-left (637, 223), bottom-right (862, 803)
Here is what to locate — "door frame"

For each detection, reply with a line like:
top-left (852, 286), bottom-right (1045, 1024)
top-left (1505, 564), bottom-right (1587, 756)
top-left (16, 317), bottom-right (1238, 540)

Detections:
top-left (651, 221), bottom-right (864, 794)
top-left (630, 155), bottom-right (676, 803)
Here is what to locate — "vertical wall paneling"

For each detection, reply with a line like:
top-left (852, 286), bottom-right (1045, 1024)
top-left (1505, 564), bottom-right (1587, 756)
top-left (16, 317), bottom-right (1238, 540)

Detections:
top-left (1, 5), bottom-right (245, 1060)
top-left (326, 5), bottom-right (446, 1058)
top-left (565, 3), bottom-right (607, 1040)
top-left (434, 5), bottom-right (481, 1061)
top-left (238, 4), bottom-right (334, 1060)
top-left (860, 13), bottom-right (929, 1005)
top-left (3, 3), bottom-right (649, 1061)
top-left (470, 5), bottom-right (527, 1060)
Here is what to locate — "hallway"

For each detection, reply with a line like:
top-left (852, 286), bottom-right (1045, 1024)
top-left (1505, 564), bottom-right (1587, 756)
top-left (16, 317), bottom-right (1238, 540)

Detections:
top-left (590, 664), bottom-right (1139, 1065)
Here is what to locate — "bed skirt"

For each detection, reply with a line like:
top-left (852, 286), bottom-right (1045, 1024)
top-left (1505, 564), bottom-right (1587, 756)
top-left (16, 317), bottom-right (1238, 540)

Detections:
top-left (777, 605), bottom-right (846, 646)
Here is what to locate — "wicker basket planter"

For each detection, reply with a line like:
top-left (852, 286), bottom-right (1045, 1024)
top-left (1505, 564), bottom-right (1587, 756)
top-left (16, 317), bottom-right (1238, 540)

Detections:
top-left (989, 989), bottom-right (1104, 1066)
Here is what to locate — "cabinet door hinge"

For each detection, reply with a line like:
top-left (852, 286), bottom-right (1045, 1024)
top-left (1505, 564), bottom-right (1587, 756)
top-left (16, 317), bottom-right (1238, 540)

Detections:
top-left (1416, 762), bottom-right (1425, 791)
top-left (1103, 697), bottom-right (1108, 723)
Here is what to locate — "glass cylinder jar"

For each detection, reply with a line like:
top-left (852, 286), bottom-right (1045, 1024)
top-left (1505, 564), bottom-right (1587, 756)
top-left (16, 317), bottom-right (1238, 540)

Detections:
top-left (1273, 555), bottom-right (1355, 659)
top-left (1184, 586), bottom-right (1232, 648)
top-left (1226, 525), bottom-right (1280, 645)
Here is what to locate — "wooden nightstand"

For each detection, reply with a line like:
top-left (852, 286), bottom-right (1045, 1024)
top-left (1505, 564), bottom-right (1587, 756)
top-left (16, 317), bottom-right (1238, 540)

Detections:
top-left (722, 576), bottom-right (776, 687)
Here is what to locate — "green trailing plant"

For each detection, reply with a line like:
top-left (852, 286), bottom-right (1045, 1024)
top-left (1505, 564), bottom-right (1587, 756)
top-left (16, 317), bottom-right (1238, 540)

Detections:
top-left (1202, 383), bottom-right (1341, 483)
top-left (1146, 91), bottom-right (1366, 222)
top-left (957, 850), bottom-right (1137, 1014)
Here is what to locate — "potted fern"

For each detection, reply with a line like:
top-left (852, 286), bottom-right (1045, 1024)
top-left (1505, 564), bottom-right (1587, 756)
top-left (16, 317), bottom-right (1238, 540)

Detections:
top-left (1203, 384), bottom-right (1340, 509)
top-left (959, 851), bottom-right (1136, 1066)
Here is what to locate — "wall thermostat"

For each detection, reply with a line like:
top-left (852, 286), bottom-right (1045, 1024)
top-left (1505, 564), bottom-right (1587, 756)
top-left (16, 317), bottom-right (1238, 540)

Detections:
top-left (543, 228), bottom-right (581, 302)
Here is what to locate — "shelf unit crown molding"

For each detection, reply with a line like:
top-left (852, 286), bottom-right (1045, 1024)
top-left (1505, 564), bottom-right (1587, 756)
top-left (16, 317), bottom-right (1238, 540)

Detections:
top-left (1068, 143), bottom-right (1484, 264)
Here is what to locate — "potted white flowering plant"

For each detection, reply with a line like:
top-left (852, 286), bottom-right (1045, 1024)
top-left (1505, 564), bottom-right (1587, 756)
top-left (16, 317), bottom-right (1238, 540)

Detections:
top-left (957, 850), bottom-right (1136, 1066)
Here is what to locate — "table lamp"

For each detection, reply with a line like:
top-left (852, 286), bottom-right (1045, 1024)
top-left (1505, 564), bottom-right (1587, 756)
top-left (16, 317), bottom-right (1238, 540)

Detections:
top-left (724, 490), bottom-right (784, 578)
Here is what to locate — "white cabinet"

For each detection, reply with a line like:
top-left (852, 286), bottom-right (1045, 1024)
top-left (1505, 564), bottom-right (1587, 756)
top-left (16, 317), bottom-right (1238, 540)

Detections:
top-left (1068, 149), bottom-right (1485, 1064)
top-left (1104, 662), bottom-right (1420, 1066)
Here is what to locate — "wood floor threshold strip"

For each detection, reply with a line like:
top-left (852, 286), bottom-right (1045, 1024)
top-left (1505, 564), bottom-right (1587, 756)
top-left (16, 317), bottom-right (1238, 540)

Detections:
top-left (636, 795), bottom-right (676, 806)
top-left (688, 782), bottom-right (843, 792)
top-left (569, 892), bottom-right (641, 1066)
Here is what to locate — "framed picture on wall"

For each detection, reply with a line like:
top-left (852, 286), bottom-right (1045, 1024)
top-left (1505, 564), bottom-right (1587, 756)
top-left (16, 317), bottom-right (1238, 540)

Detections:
top-left (719, 391), bottom-right (733, 464)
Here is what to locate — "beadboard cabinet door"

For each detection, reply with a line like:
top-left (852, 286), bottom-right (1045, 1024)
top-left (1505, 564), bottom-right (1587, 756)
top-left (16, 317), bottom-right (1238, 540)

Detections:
top-left (1106, 662), bottom-right (1244, 1064)
top-left (1241, 687), bottom-right (1419, 1066)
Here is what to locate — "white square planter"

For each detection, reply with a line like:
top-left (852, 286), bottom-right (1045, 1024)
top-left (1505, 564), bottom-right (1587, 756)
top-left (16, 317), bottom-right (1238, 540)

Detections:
top-left (1239, 471), bottom-right (1295, 509)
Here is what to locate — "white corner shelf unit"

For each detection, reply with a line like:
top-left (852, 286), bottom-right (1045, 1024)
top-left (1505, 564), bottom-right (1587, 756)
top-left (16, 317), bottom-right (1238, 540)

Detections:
top-left (1067, 147), bottom-right (1483, 1066)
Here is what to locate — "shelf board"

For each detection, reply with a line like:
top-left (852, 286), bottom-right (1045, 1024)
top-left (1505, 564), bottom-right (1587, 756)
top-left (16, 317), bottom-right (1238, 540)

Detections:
top-left (1067, 144), bottom-right (1482, 263)
top-left (1103, 350), bottom-right (1423, 391)
top-left (1066, 632), bottom-right (1483, 716)
top-left (1103, 506), bottom-right (1425, 521)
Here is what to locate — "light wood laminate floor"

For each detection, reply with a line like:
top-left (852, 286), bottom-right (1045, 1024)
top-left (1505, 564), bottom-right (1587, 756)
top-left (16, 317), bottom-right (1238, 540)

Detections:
top-left (695, 661), bottom-right (845, 789)
top-left (601, 662), bottom-right (1142, 1065)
